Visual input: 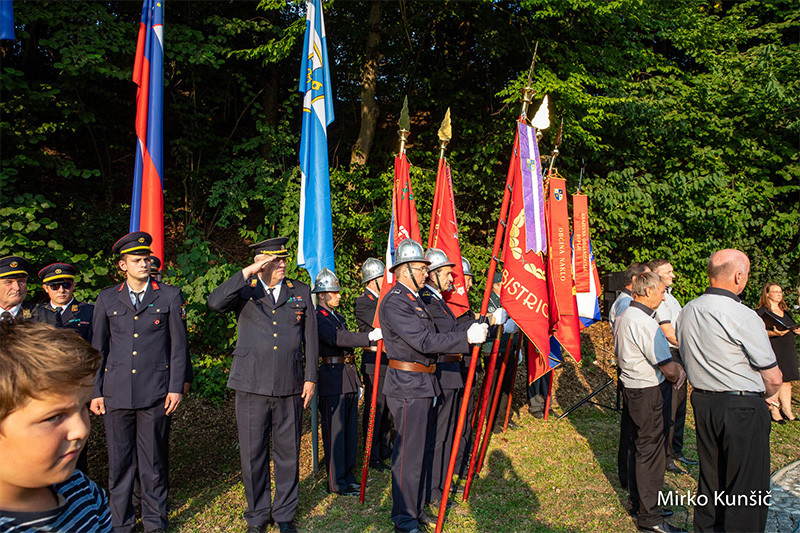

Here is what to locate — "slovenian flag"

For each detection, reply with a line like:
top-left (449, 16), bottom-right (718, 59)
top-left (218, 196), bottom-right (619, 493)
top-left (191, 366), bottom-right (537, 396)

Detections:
top-left (130, 0), bottom-right (165, 264)
top-left (297, 0), bottom-right (335, 280)
top-left (0, 0), bottom-right (14, 40)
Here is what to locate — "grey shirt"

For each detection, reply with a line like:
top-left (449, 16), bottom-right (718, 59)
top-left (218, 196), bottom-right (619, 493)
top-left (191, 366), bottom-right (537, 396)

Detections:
top-left (609, 289), bottom-right (633, 333)
top-left (677, 287), bottom-right (777, 393)
top-left (654, 286), bottom-right (682, 348)
top-left (614, 301), bottom-right (673, 388)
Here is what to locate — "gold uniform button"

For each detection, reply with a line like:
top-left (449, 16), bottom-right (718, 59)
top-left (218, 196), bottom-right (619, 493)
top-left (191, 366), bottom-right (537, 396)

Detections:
top-left (134, 333), bottom-right (139, 338)
top-left (273, 321), bottom-right (278, 325)
top-left (272, 310), bottom-right (276, 314)
top-left (113, 311), bottom-right (118, 315)
top-left (273, 346), bottom-right (278, 350)
top-left (132, 369), bottom-right (137, 374)
top-left (132, 351), bottom-right (137, 355)
top-left (273, 333), bottom-right (278, 337)
top-left (134, 316), bottom-right (139, 320)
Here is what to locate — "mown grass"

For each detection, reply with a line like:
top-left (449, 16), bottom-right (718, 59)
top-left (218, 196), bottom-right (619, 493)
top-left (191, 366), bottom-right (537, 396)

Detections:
top-left (85, 377), bottom-right (800, 532)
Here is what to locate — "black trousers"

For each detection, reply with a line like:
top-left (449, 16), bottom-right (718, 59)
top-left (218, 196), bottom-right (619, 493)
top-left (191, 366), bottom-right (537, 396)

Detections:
top-left (320, 393), bottom-right (358, 492)
top-left (429, 387), bottom-right (460, 503)
top-left (624, 382), bottom-right (669, 528)
top-left (691, 391), bottom-right (770, 533)
top-left (104, 403), bottom-right (171, 533)
top-left (362, 365), bottom-right (393, 463)
top-left (667, 352), bottom-right (688, 458)
top-left (484, 355), bottom-right (515, 431)
top-left (235, 391), bottom-right (303, 526)
top-left (454, 386), bottom-right (475, 478)
top-left (386, 396), bottom-right (435, 531)
top-left (617, 378), bottom-right (632, 489)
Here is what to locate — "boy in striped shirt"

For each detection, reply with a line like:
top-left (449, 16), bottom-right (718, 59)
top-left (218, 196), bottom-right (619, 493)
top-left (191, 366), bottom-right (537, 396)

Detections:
top-left (0, 321), bottom-right (111, 532)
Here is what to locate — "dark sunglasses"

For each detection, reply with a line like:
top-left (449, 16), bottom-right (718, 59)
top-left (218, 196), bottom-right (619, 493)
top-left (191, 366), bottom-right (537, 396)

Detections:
top-left (47, 281), bottom-right (74, 291)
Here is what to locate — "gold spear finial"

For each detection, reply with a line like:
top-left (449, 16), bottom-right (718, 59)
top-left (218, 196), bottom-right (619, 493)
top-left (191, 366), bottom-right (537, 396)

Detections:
top-left (437, 108), bottom-right (452, 159)
top-left (520, 41), bottom-right (539, 119)
top-left (547, 117), bottom-right (564, 176)
top-left (398, 96), bottom-right (411, 156)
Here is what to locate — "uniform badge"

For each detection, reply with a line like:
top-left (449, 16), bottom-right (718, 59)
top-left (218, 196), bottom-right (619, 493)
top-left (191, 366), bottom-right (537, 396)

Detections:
top-left (22, 309), bottom-right (32, 319)
top-left (286, 280), bottom-right (294, 288)
top-left (296, 314), bottom-right (302, 322)
top-left (10, 261), bottom-right (18, 268)
top-left (154, 319), bottom-right (161, 325)
top-left (72, 304), bottom-right (79, 312)
top-left (250, 278), bottom-right (258, 287)
top-left (138, 237), bottom-right (145, 243)
top-left (320, 309), bottom-right (328, 316)
top-left (295, 295), bottom-right (303, 301)
top-left (55, 268), bottom-right (62, 274)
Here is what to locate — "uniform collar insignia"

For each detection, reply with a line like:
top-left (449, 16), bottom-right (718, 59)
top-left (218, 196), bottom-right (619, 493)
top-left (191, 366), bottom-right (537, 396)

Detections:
top-left (250, 278), bottom-right (258, 287)
top-left (72, 304), bottom-right (79, 312)
top-left (368, 294), bottom-right (375, 301)
top-left (406, 293), bottom-right (416, 301)
top-left (286, 279), bottom-right (294, 288)
top-left (22, 309), bottom-right (32, 319)
top-left (151, 280), bottom-right (160, 290)
top-left (118, 282), bottom-right (126, 292)
top-left (320, 308), bottom-right (329, 316)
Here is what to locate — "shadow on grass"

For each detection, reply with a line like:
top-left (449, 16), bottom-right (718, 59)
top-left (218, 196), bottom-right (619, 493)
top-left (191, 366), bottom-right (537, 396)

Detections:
top-left (466, 449), bottom-right (571, 532)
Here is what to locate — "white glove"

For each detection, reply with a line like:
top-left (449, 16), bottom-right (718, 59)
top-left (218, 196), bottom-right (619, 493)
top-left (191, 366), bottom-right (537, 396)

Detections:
top-left (467, 322), bottom-right (490, 344)
top-left (518, 348), bottom-right (524, 364)
top-left (492, 308), bottom-right (508, 326)
top-left (504, 318), bottom-right (518, 334)
top-left (368, 328), bottom-right (382, 342)
top-left (359, 386), bottom-right (364, 401)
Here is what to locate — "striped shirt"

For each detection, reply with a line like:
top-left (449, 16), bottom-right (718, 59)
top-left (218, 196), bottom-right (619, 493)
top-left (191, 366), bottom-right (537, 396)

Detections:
top-left (0, 470), bottom-right (111, 532)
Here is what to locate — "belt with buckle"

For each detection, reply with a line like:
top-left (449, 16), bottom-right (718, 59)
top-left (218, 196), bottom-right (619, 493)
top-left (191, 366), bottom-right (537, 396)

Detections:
top-left (388, 359), bottom-right (436, 374)
top-left (321, 355), bottom-right (354, 365)
top-left (438, 354), bottom-right (463, 363)
top-left (693, 388), bottom-right (762, 397)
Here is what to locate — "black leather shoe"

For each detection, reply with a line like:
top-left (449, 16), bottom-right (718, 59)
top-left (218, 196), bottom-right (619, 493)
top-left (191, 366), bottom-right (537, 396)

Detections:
top-left (331, 485), bottom-right (360, 496)
top-left (665, 461), bottom-right (685, 474)
top-left (369, 460), bottom-right (391, 472)
top-left (246, 525), bottom-right (268, 533)
top-left (638, 521), bottom-right (686, 532)
top-left (418, 510), bottom-right (436, 526)
top-left (428, 498), bottom-right (455, 510)
top-left (347, 482), bottom-right (362, 492)
top-left (661, 508), bottom-right (674, 518)
top-left (676, 455), bottom-right (698, 466)
top-left (277, 521), bottom-right (298, 533)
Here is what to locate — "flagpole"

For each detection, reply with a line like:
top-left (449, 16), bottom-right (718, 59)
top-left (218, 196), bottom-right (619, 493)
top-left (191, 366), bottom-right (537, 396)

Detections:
top-left (434, 57), bottom-right (538, 532)
top-left (502, 340), bottom-right (522, 433)
top-left (359, 105), bottom-right (411, 503)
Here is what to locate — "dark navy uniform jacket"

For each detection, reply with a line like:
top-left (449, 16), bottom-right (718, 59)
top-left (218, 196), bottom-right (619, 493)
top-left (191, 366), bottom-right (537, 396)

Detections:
top-left (34, 300), bottom-right (94, 341)
top-left (379, 282), bottom-right (470, 399)
top-left (316, 307), bottom-right (369, 397)
top-left (419, 286), bottom-right (474, 390)
top-left (354, 288), bottom-right (386, 369)
top-left (208, 273), bottom-right (318, 396)
top-left (91, 280), bottom-right (189, 410)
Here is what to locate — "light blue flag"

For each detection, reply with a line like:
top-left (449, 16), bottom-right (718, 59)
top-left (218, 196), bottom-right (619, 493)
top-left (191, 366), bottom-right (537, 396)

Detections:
top-left (298, 0), bottom-right (335, 281)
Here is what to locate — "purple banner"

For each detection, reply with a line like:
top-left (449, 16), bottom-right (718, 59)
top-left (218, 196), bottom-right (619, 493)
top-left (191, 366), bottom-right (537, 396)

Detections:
top-left (518, 123), bottom-right (546, 253)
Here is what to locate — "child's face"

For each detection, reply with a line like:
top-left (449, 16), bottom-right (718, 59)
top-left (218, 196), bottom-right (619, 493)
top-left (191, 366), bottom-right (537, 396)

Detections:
top-left (0, 383), bottom-right (92, 492)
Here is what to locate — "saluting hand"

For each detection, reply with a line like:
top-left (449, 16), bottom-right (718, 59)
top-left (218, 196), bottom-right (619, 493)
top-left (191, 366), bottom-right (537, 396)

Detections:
top-left (241, 254), bottom-right (276, 280)
top-left (302, 381), bottom-right (316, 408)
top-left (164, 392), bottom-right (183, 416)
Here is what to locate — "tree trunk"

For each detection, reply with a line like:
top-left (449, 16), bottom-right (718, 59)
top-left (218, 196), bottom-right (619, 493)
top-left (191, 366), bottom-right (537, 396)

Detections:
top-left (350, 0), bottom-right (383, 169)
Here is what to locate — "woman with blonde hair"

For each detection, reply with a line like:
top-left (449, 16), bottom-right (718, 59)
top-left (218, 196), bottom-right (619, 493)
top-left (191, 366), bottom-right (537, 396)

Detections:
top-left (757, 283), bottom-right (800, 423)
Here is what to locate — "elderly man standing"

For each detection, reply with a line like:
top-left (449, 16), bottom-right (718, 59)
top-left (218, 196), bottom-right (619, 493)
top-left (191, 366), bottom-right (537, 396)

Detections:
top-left (208, 237), bottom-right (317, 533)
top-left (615, 271), bottom-right (686, 533)
top-left (648, 259), bottom-right (696, 474)
top-left (677, 249), bottom-right (781, 533)
top-left (380, 239), bottom-right (488, 533)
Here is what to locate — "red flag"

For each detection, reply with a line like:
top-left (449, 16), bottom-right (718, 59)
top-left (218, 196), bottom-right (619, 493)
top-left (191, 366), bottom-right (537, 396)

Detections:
top-left (428, 157), bottom-right (470, 316)
top-left (572, 194), bottom-right (591, 293)
top-left (499, 130), bottom-right (550, 361)
top-left (545, 176), bottom-right (581, 361)
top-left (372, 153), bottom-right (422, 327)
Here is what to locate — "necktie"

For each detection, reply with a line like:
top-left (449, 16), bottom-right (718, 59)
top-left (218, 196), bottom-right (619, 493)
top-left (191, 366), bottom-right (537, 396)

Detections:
top-left (268, 288), bottom-right (276, 304)
top-left (133, 291), bottom-right (144, 309)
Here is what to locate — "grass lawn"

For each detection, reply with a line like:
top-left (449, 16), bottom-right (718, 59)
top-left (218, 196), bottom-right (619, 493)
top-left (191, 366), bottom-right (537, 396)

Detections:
top-left (86, 323), bottom-right (800, 531)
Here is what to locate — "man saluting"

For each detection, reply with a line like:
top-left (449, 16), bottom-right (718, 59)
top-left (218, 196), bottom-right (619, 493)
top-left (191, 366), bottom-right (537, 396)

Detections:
top-left (208, 237), bottom-right (317, 533)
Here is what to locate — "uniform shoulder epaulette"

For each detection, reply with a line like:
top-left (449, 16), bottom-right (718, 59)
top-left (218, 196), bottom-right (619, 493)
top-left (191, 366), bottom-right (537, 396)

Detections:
top-left (390, 288), bottom-right (401, 295)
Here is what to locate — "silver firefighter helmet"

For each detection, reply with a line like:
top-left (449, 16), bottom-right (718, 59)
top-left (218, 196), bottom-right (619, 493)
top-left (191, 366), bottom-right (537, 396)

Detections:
top-left (425, 248), bottom-right (455, 272)
top-left (389, 239), bottom-right (430, 271)
top-left (462, 257), bottom-right (474, 277)
top-left (361, 257), bottom-right (385, 284)
top-left (312, 267), bottom-right (342, 293)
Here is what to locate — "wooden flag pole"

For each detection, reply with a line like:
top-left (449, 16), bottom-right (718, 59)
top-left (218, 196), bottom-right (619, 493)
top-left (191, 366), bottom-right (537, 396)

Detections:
top-left (503, 340), bottom-right (522, 433)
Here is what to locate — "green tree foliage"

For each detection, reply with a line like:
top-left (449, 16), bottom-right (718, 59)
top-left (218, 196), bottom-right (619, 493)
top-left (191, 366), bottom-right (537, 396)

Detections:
top-left (2, 0), bottom-right (797, 399)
